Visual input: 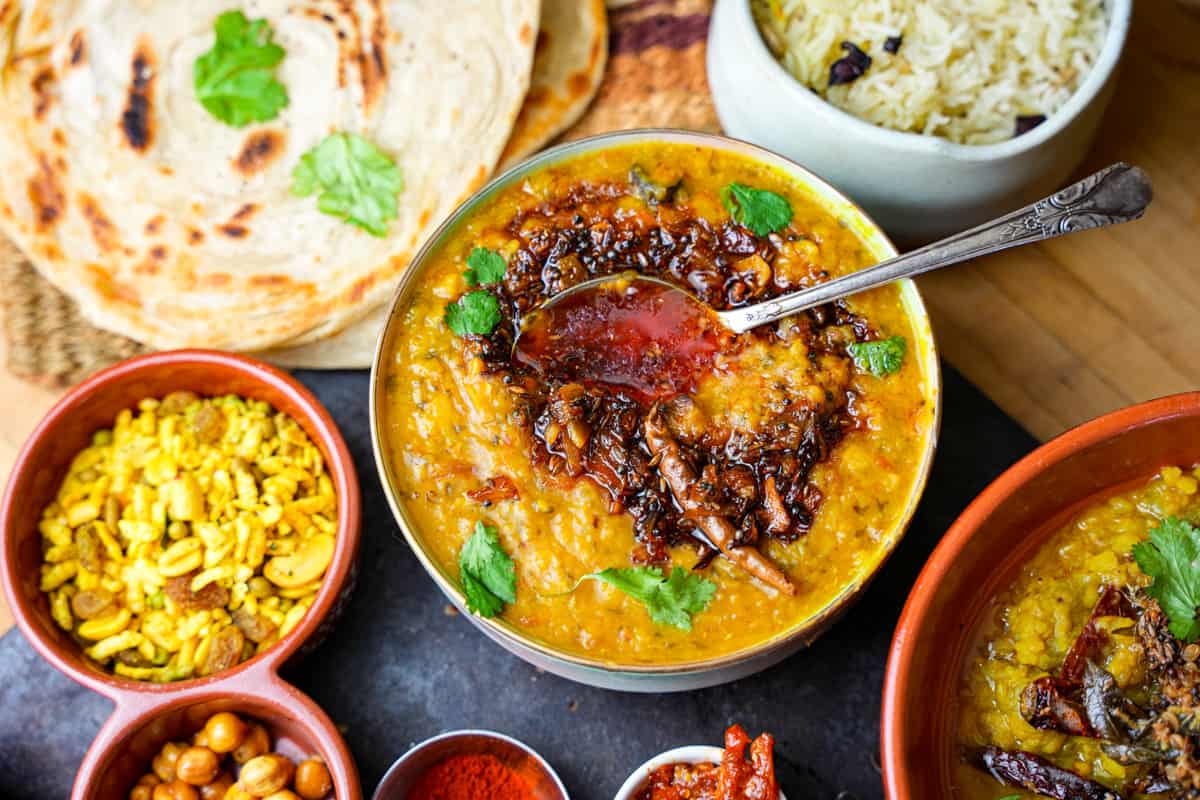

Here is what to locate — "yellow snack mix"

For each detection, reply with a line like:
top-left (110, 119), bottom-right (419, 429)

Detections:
top-left (37, 391), bottom-right (337, 682)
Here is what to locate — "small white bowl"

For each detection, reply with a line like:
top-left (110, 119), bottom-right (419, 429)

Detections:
top-left (707, 0), bottom-right (1132, 243)
top-left (614, 745), bottom-right (788, 800)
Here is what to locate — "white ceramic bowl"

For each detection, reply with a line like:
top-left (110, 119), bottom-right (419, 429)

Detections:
top-left (614, 746), bottom-right (788, 800)
top-left (707, 0), bottom-right (1132, 243)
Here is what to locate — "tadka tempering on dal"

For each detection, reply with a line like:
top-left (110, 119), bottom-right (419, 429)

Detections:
top-left (956, 466), bottom-right (1200, 799)
top-left (380, 142), bottom-right (932, 665)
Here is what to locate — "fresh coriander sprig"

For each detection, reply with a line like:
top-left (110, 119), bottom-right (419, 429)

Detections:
top-left (458, 521), bottom-right (516, 618)
top-left (463, 247), bottom-right (507, 287)
top-left (721, 183), bottom-right (793, 236)
top-left (445, 290), bottom-right (501, 336)
top-left (848, 335), bottom-right (907, 377)
top-left (291, 132), bottom-right (404, 237)
top-left (194, 10), bottom-right (289, 127)
top-left (1133, 517), bottom-right (1200, 642)
top-left (573, 566), bottom-right (716, 631)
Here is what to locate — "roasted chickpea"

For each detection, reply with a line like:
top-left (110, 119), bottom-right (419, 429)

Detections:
top-left (152, 742), bottom-right (188, 783)
top-left (262, 792), bottom-right (301, 800)
top-left (152, 780), bottom-right (200, 800)
top-left (238, 754), bottom-right (294, 797)
top-left (232, 723), bottom-right (270, 764)
top-left (192, 728), bottom-right (210, 748)
top-left (175, 746), bottom-right (220, 786)
top-left (138, 774), bottom-right (164, 787)
top-left (130, 786), bottom-right (154, 800)
top-left (203, 712), bottom-right (247, 754)
top-left (222, 787), bottom-right (256, 800)
top-left (199, 772), bottom-right (234, 800)
top-left (293, 759), bottom-right (332, 800)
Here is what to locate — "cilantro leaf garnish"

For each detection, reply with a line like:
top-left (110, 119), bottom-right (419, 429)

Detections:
top-left (721, 183), bottom-right (793, 236)
top-left (458, 521), bottom-right (516, 618)
top-left (582, 567), bottom-right (716, 631)
top-left (444, 290), bottom-right (501, 336)
top-left (1133, 517), bottom-right (1200, 642)
top-left (193, 11), bottom-right (289, 127)
top-left (997, 795), bottom-right (1021, 800)
top-left (463, 247), bottom-right (507, 287)
top-left (848, 335), bottom-right (907, 377)
top-left (291, 133), bottom-right (404, 237)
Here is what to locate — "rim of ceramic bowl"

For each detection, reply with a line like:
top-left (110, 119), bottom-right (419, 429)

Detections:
top-left (369, 128), bottom-right (942, 677)
top-left (880, 390), bottom-right (1200, 800)
top-left (720, 0), bottom-right (1131, 162)
top-left (0, 349), bottom-right (362, 700)
top-left (612, 745), bottom-right (787, 800)
top-left (372, 729), bottom-right (568, 800)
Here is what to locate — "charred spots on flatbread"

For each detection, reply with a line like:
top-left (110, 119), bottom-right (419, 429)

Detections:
top-left (27, 155), bottom-right (64, 233)
top-left (79, 193), bottom-right (119, 252)
top-left (143, 215), bottom-right (165, 236)
top-left (121, 40), bottom-right (157, 152)
top-left (218, 224), bottom-right (248, 239)
top-left (187, 227), bottom-right (205, 246)
top-left (363, 0), bottom-right (390, 111)
top-left (231, 203), bottom-right (258, 222)
top-left (31, 66), bottom-right (55, 119)
top-left (234, 130), bottom-right (285, 176)
top-left (519, 21), bottom-right (534, 46)
top-left (68, 30), bottom-right (86, 67)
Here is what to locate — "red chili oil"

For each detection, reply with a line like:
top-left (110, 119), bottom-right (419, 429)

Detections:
top-left (513, 275), bottom-right (725, 401)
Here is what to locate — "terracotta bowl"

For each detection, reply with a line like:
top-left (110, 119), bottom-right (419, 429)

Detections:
top-left (0, 350), bottom-right (363, 799)
top-left (881, 391), bottom-right (1200, 798)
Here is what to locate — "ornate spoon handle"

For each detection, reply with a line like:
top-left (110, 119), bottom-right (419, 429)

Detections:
top-left (718, 163), bottom-right (1153, 334)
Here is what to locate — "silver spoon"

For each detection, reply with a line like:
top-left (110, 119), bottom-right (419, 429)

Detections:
top-left (519, 162), bottom-right (1152, 339)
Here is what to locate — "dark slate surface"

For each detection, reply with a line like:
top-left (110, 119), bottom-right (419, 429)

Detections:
top-left (0, 365), bottom-right (1037, 799)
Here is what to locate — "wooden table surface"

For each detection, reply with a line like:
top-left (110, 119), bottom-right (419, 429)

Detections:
top-left (0, 1), bottom-right (1195, 636)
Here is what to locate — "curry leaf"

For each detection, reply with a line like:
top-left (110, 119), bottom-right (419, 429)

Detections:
top-left (193, 11), bottom-right (289, 127)
top-left (458, 521), bottom-right (516, 617)
top-left (582, 567), bottom-right (716, 631)
top-left (444, 290), bottom-right (501, 336)
top-left (291, 133), bottom-right (404, 237)
top-left (848, 335), bottom-right (907, 377)
top-left (463, 247), bottom-right (507, 287)
top-left (1133, 517), bottom-right (1200, 642)
top-left (721, 183), bottom-right (793, 236)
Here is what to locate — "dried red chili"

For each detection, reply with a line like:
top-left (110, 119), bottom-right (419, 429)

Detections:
top-left (405, 753), bottom-right (535, 800)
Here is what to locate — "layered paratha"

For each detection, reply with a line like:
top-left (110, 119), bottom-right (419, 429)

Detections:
top-left (0, 0), bottom-right (539, 351)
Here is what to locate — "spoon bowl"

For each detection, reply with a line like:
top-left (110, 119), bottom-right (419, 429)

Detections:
top-left (514, 163), bottom-right (1151, 388)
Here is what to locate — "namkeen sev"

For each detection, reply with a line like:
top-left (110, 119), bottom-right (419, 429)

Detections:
top-left (36, 391), bottom-right (338, 682)
top-left (379, 141), bottom-right (933, 665)
top-left (0, 0), bottom-right (538, 352)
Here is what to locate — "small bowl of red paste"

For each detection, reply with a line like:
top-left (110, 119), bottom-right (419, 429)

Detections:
top-left (614, 725), bottom-right (787, 800)
top-left (372, 730), bottom-right (567, 800)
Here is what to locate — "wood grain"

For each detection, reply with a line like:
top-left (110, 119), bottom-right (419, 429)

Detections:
top-left (0, 1), bottom-right (1195, 636)
top-left (918, 0), bottom-right (1200, 440)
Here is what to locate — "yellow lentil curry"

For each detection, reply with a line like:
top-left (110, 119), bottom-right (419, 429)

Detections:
top-left (380, 142), bottom-right (933, 665)
top-left (957, 466), bottom-right (1200, 798)
top-left (37, 392), bottom-right (337, 682)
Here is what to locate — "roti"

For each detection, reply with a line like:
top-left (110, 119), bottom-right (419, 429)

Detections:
top-left (0, 0), bottom-right (539, 351)
top-left (270, 0), bottom-right (608, 369)
top-left (497, 0), bottom-right (608, 170)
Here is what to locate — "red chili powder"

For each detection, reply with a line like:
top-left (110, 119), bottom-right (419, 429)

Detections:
top-left (406, 753), bottom-right (536, 800)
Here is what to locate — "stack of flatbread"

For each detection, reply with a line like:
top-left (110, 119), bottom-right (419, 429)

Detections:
top-left (0, 0), bottom-right (607, 368)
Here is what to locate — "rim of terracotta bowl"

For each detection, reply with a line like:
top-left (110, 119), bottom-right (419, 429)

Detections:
top-left (721, 0), bottom-right (1131, 161)
top-left (0, 350), bottom-right (363, 799)
top-left (73, 682), bottom-right (359, 800)
top-left (369, 128), bottom-right (942, 678)
top-left (613, 745), bottom-right (787, 800)
top-left (372, 729), bottom-right (568, 800)
top-left (880, 390), bottom-right (1200, 800)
